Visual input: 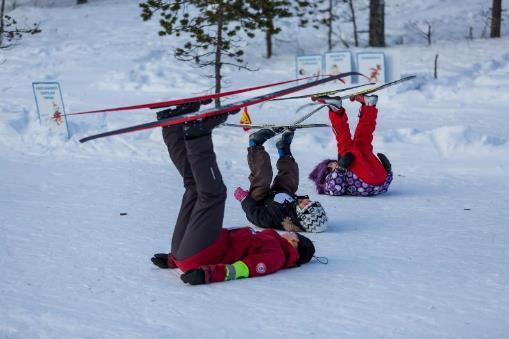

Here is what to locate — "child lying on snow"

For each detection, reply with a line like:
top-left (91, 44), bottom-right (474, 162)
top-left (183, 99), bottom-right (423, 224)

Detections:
top-left (309, 94), bottom-right (393, 197)
top-left (233, 128), bottom-right (328, 233)
top-left (151, 102), bottom-right (315, 285)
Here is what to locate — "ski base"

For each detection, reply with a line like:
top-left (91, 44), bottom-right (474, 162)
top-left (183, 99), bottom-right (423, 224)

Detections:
top-left (222, 123), bottom-right (330, 131)
top-left (79, 72), bottom-right (362, 143)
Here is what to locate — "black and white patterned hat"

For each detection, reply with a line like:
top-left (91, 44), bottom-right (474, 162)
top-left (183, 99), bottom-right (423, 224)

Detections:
top-left (296, 201), bottom-right (328, 233)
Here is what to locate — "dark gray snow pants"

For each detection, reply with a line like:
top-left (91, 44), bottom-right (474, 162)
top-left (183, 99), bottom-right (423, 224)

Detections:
top-left (162, 126), bottom-right (227, 260)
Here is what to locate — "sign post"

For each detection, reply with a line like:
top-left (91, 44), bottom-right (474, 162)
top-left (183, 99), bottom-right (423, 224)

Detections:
top-left (324, 51), bottom-right (353, 84)
top-left (32, 82), bottom-right (70, 139)
top-left (296, 55), bottom-right (323, 81)
top-left (356, 52), bottom-right (386, 84)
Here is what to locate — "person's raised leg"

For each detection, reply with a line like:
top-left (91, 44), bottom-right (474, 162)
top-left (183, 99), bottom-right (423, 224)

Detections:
top-left (351, 95), bottom-right (379, 154)
top-left (315, 95), bottom-right (353, 157)
top-left (247, 129), bottom-right (276, 202)
top-left (272, 130), bottom-right (299, 195)
top-left (173, 113), bottom-right (234, 260)
top-left (162, 123), bottom-right (197, 256)
top-left (349, 95), bottom-right (389, 184)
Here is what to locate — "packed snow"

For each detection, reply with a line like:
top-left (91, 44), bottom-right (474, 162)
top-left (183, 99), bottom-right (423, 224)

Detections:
top-left (1, 0), bottom-right (508, 337)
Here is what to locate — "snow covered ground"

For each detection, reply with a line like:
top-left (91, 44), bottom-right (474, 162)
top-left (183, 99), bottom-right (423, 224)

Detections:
top-left (1, 0), bottom-right (509, 337)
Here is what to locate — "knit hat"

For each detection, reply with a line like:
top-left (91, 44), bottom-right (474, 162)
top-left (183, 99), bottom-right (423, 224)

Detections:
top-left (296, 201), bottom-right (328, 233)
top-left (296, 233), bottom-right (315, 265)
top-left (309, 159), bottom-right (336, 194)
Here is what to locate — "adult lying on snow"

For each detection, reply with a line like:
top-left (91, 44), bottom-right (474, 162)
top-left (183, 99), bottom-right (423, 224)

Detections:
top-left (309, 94), bottom-right (393, 197)
top-left (233, 128), bottom-right (328, 233)
top-left (151, 102), bottom-right (315, 285)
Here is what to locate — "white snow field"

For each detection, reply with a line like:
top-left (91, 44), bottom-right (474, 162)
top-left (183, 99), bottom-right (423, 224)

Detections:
top-left (1, 0), bottom-right (509, 338)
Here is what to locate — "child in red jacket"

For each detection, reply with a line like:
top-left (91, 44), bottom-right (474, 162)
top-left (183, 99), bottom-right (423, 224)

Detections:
top-left (151, 102), bottom-right (315, 285)
top-left (309, 94), bottom-right (393, 196)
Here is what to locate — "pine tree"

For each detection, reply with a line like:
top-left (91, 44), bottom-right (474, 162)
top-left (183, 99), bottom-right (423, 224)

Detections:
top-left (0, 0), bottom-right (4, 47)
top-left (140, 0), bottom-right (259, 108)
top-left (250, 0), bottom-right (292, 58)
top-left (298, 0), bottom-right (340, 51)
top-left (1, 0), bottom-right (41, 49)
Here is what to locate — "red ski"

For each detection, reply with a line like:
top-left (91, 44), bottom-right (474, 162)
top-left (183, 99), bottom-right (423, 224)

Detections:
top-left (67, 75), bottom-right (342, 116)
top-left (79, 72), bottom-right (361, 143)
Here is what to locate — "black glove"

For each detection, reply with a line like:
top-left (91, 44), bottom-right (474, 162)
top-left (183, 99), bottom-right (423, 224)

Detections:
top-left (200, 98), bottom-right (213, 105)
top-left (151, 253), bottom-right (169, 269)
top-left (180, 268), bottom-right (206, 285)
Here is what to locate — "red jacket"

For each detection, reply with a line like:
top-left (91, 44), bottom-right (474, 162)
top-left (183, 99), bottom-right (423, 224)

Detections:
top-left (174, 227), bottom-right (300, 283)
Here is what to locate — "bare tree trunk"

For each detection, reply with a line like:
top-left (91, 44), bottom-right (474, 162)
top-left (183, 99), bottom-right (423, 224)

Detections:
top-left (381, 1), bottom-right (385, 44)
top-left (0, 0), bottom-right (5, 47)
top-left (369, 0), bottom-right (385, 47)
top-left (214, 1), bottom-right (224, 108)
top-left (327, 0), bottom-right (333, 51)
top-left (427, 23), bottom-right (432, 45)
top-left (266, 29), bottom-right (273, 58)
top-left (490, 0), bottom-right (502, 38)
top-left (434, 54), bottom-right (439, 79)
top-left (265, 16), bottom-right (274, 59)
top-left (348, 0), bottom-right (358, 47)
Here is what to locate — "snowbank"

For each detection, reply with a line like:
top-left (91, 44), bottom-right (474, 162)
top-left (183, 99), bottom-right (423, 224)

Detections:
top-left (1, 0), bottom-right (509, 338)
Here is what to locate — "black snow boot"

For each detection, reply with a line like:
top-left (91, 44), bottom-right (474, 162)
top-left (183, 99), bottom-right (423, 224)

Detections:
top-left (156, 99), bottom-right (213, 121)
top-left (338, 152), bottom-right (355, 169)
top-left (183, 113), bottom-right (228, 139)
top-left (249, 128), bottom-right (276, 147)
top-left (276, 129), bottom-right (295, 157)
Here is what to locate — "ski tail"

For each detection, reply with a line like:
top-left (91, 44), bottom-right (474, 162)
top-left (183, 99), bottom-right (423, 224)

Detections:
top-left (68, 75), bottom-right (339, 117)
top-left (79, 72), bottom-right (362, 143)
top-left (270, 82), bottom-right (375, 101)
top-left (288, 76), bottom-right (417, 127)
top-left (339, 75), bottom-right (416, 99)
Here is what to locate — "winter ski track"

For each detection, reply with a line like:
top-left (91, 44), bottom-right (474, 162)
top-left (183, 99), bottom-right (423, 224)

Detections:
top-left (1, 0), bottom-right (509, 337)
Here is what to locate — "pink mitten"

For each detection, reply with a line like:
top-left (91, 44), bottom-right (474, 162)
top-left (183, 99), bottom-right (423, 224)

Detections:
top-left (234, 187), bottom-right (249, 202)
